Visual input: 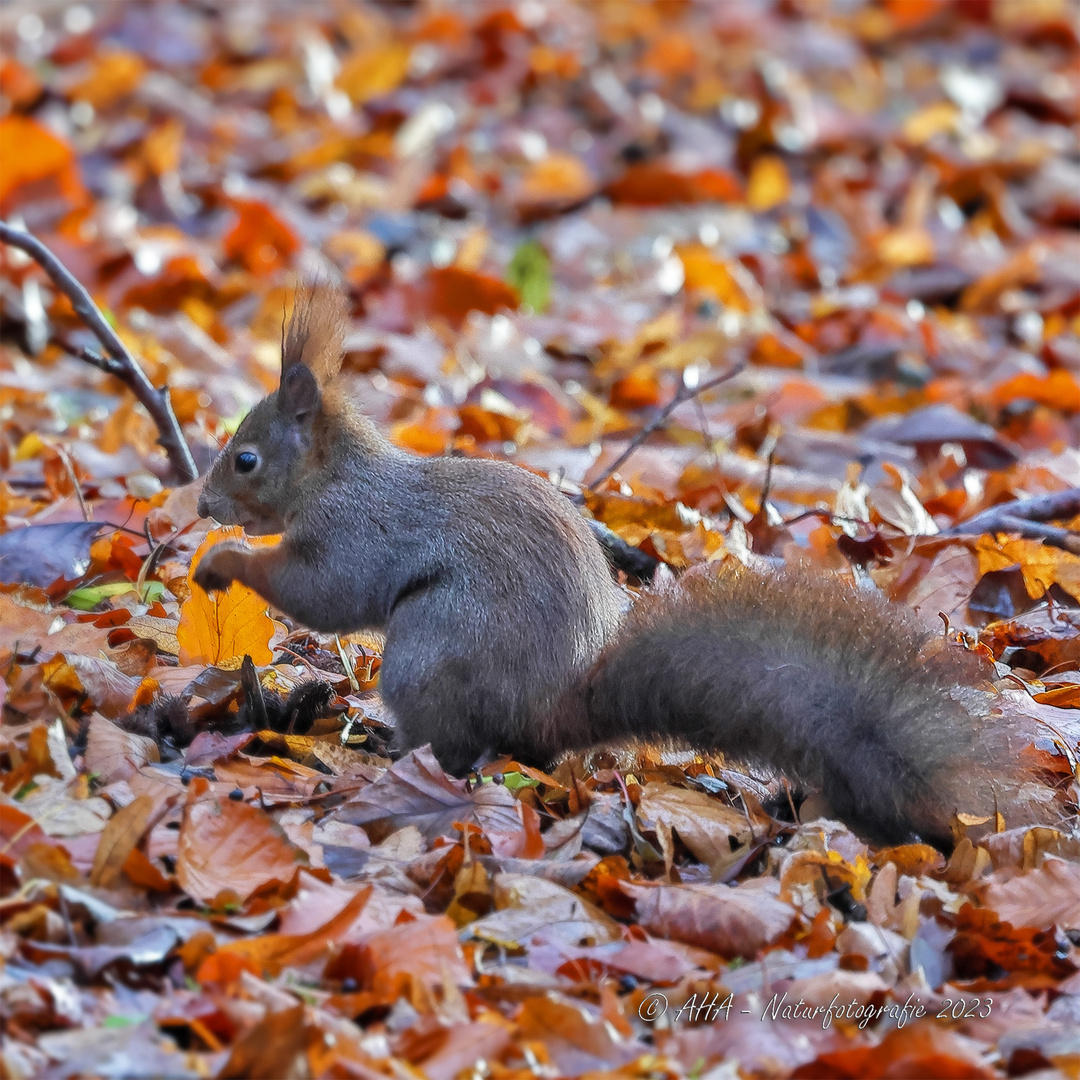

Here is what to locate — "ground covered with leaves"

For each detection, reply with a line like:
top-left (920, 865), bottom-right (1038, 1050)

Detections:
top-left (2, 1), bottom-right (1080, 1077)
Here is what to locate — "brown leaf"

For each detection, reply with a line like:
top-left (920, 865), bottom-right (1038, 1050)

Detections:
top-left (982, 859), bottom-right (1080, 931)
top-left (630, 882), bottom-right (795, 959)
top-left (636, 782), bottom-right (758, 879)
top-left (90, 795), bottom-right (154, 888)
top-left (605, 163), bottom-right (741, 206)
top-left (793, 1021), bottom-right (997, 1079)
top-left (176, 779), bottom-right (302, 906)
top-left (218, 1002), bottom-right (308, 1080)
top-left (84, 715), bottom-right (160, 785)
top-left (327, 914), bottom-right (472, 995)
top-left (333, 746), bottom-right (538, 852)
top-left (406, 266), bottom-right (519, 329)
top-left (43, 653), bottom-right (154, 717)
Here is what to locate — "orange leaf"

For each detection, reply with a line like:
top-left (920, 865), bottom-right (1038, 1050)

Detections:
top-left (991, 369), bottom-right (1080, 413)
top-left (69, 51), bottom-right (145, 109)
top-left (876, 225), bottom-right (936, 268)
top-left (177, 527), bottom-right (276, 667)
top-left (176, 780), bottom-right (302, 906)
top-left (408, 266), bottom-right (519, 328)
top-left (0, 115), bottom-right (85, 212)
top-left (199, 884), bottom-right (372, 980)
top-left (515, 152), bottom-right (596, 216)
top-left (677, 244), bottom-right (755, 312)
top-left (641, 30), bottom-right (697, 77)
top-left (223, 199), bottom-right (299, 276)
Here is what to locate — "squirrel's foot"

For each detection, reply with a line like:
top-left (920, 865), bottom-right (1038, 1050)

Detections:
top-left (193, 541), bottom-right (248, 594)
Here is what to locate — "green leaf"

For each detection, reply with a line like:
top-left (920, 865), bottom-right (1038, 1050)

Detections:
top-left (500, 771), bottom-right (540, 791)
top-left (506, 240), bottom-right (551, 314)
top-left (66, 580), bottom-right (165, 611)
top-left (102, 1014), bottom-right (143, 1028)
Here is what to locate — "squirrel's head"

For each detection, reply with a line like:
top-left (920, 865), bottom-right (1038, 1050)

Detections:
top-left (197, 285), bottom-right (349, 534)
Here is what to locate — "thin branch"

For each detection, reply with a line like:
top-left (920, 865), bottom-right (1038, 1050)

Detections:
top-left (942, 487), bottom-right (1080, 534)
top-left (587, 359), bottom-right (746, 493)
top-left (585, 518), bottom-right (659, 582)
top-left (0, 221), bottom-right (198, 483)
top-left (980, 516), bottom-right (1080, 555)
top-left (942, 487), bottom-right (1080, 553)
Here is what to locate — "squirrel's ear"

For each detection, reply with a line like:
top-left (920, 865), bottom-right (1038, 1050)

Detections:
top-left (278, 362), bottom-right (320, 423)
top-left (282, 285), bottom-right (349, 386)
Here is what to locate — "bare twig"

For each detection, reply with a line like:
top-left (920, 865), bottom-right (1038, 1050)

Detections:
top-left (0, 221), bottom-right (198, 483)
top-left (942, 487), bottom-right (1080, 553)
top-left (587, 360), bottom-right (746, 493)
top-left (585, 518), bottom-right (659, 582)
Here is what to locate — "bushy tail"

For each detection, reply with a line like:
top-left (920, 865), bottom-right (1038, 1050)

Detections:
top-left (551, 564), bottom-right (1029, 846)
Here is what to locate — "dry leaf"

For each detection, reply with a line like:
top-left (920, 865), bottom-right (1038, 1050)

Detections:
top-left (90, 795), bottom-right (154, 888)
top-left (177, 527), bottom-right (276, 667)
top-left (176, 778), bottom-right (302, 905)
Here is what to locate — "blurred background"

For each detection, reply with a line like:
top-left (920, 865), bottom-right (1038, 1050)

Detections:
top-left (2, 0), bottom-right (1078, 619)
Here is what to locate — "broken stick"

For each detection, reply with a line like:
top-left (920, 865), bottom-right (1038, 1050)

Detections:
top-left (942, 487), bottom-right (1080, 554)
top-left (0, 220), bottom-right (198, 483)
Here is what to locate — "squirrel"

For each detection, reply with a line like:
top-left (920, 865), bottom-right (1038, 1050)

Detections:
top-left (194, 287), bottom-right (1028, 849)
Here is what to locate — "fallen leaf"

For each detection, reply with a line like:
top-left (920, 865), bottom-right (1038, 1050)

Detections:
top-left (176, 778), bottom-right (302, 905)
top-left (629, 882), bottom-right (795, 959)
top-left (333, 746), bottom-right (539, 853)
top-left (0, 115), bottom-right (85, 210)
top-left (747, 154), bottom-right (791, 212)
top-left (84, 715), bottom-right (160, 784)
top-left (636, 782), bottom-right (758, 879)
top-left (0, 522), bottom-right (110, 588)
top-left (982, 859), bottom-right (1080, 931)
top-left (223, 200), bottom-right (300, 276)
top-left (90, 794), bottom-right (154, 888)
top-left (177, 527), bottom-right (275, 667)
top-left (327, 913), bottom-right (472, 994)
top-left (337, 42), bottom-right (411, 104)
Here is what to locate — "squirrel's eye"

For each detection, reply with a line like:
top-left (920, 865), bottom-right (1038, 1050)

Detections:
top-left (235, 451), bottom-right (259, 474)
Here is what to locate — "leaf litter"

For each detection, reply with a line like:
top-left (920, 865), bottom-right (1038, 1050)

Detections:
top-left (1, 1), bottom-right (1080, 1077)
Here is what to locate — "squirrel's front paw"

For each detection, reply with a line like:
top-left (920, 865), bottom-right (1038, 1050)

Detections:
top-left (193, 542), bottom-right (246, 594)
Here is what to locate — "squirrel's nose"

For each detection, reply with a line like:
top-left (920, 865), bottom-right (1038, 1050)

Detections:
top-left (196, 492), bottom-right (210, 519)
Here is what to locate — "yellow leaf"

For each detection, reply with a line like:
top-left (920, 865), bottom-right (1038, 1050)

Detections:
top-left (677, 244), bottom-right (754, 312)
top-left (902, 100), bottom-right (960, 144)
top-left (746, 154), bottom-right (790, 213)
top-left (177, 527), bottom-right (276, 667)
top-left (337, 42), bottom-right (411, 104)
top-left (975, 535), bottom-right (1080, 602)
top-left (877, 225), bottom-right (935, 268)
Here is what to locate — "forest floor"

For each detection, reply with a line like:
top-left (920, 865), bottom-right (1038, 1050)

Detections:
top-left (2, 1), bottom-right (1080, 1077)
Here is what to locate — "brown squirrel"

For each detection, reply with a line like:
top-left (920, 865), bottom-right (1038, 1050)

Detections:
top-left (195, 288), bottom-right (1024, 848)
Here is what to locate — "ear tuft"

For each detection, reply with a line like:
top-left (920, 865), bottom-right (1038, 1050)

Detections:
top-left (282, 284), bottom-right (350, 387)
top-left (278, 361), bottom-right (320, 422)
